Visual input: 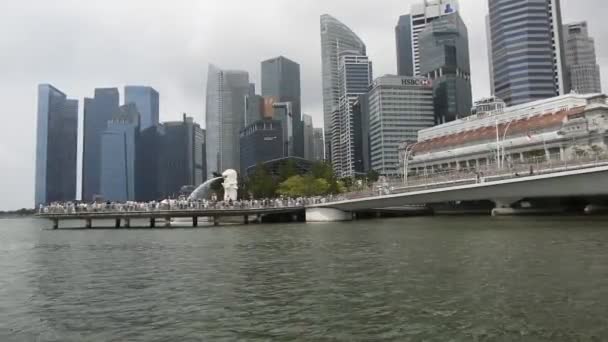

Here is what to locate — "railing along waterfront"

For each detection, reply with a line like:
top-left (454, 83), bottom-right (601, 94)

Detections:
top-left (337, 154), bottom-right (608, 201)
top-left (38, 197), bottom-right (339, 216)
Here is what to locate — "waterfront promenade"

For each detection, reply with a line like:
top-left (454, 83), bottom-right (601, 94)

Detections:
top-left (37, 198), bottom-right (330, 229)
top-left (37, 154), bottom-right (608, 227)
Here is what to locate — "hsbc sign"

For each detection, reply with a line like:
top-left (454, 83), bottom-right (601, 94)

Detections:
top-left (401, 78), bottom-right (432, 87)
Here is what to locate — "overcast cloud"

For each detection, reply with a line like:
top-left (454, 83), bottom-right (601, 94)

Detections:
top-left (0, 0), bottom-right (606, 210)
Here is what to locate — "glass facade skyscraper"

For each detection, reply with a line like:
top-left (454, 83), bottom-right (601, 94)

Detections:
top-left (395, 0), bottom-right (460, 77)
top-left (487, 0), bottom-right (566, 106)
top-left (320, 14), bottom-right (366, 162)
top-left (136, 124), bottom-right (165, 202)
top-left (419, 12), bottom-right (472, 124)
top-left (82, 88), bottom-right (119, 202)
top-left (312, 128), bottom-right (325, 161)
top-left (124, 86), bottom-right (159, 131)
top-left (563, 22), bottom-right (602, 94)
top-left (205, 65), bottom-right (249, 178)
top-left (159, 115), bottom-right (206, 198)
top-left (239, 119), bottom-right (284, 177)
top-left (261, 56), bottom-right (303, 158)
top-left (35, 84), bottom-right (78, 206)
top-left (100, 104), bottom-right (140, 202)
top-left (302, 114), bottom-right (315, 161)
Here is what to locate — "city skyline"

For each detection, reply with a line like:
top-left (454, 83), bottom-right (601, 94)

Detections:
top-left (2, 0), bottom-right (608, 209)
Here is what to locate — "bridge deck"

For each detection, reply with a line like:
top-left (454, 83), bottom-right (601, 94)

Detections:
top-left (37, 207), bottom-right (305, 221)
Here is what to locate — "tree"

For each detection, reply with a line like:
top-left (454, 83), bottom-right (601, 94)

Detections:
top-left (278, 159), bottom-right (298, 182)
top-left (366, 170), bottom-right (380, 183)
top-left (311, 161), bottom-right (334, 180)
top-left (340, 177), bottom-right (353, 189)
top-left (247, 163), bottom-right (277, 199)
top-left (277, 175), bottom-right (330, 197)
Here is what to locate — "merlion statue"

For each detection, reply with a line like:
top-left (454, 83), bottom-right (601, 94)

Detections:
top-left (222, 169), bottom-right (238, 202)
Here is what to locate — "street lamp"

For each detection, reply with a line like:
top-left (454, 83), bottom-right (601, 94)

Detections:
top-left (495, 117), bottom-right (515, 169)
top-left (402, 142), bottom-right (419, 186)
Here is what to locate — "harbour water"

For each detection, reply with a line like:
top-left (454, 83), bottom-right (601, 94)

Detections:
top-left (1, 216), bottom-right (608, 341)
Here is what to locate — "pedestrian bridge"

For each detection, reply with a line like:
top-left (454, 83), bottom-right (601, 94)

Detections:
top-left (308, 162), bottom-right (608, 219)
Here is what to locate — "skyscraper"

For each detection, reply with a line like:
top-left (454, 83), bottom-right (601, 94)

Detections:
top-left (82, 88), bottom-right (119, 202)
top-left (205, 64), bottom-right (249, 178)
top-left (136, 124), bottom-right (165, 202)
top-left (487, 0), bottom-right (567, 106)
top-left (369, 76), bottom-right (434, 176)
top-left (332, 53), bottom-right (373, 178)
top-left (245, 83), bottom-right (263, 126)
top-left (261, 56), bottom-right (303, 157)
top-left (419, 12), bottom-right (472, 124)
top-left (35, 84), bottom-right (78, 206)
top-left (563, 22), bottom-right (602, 94)
top-left (312, 128), bottom-right (325, 161)
top-left (124, 86), bottom-right (159, 131)
top-left (239, 119), bottom-right (284, 177)
top-left (159, 115), bottom-right (206, 198)
top-left (302, 114), bottom-right (315, 160)
top-left (100, 104), bottom-right (140, 202)
top-left (395, 0), bottom-right (459, 77)
top-left (320, 14), bottom-right (366, 162)
top-left (352, 94), bottom-right (371, 174)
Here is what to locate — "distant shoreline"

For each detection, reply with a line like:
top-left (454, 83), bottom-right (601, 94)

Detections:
top-left (0, 209), bottom-right (36, 219)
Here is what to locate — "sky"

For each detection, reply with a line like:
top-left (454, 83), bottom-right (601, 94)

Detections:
top-left (0, 0), bottom-right (607, 210)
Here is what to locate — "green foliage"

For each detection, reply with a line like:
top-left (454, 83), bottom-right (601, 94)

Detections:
top-left (366, 170), bottom-right (380, 183)
top-left (277, 175), bottom-right (330, 197)
top-left (247, 163), bottom-right (277, 199)
top-left (278, 159), bottom-right (298, 182)
top-left (243, 160), bottom-right (346, 198)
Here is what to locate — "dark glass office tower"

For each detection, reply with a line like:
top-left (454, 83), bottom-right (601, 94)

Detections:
top-left (487, 0), bottom-right (566, 106)
top-left (239, 119), bottom-right (284, 177)
top-left (419, 12), bottom-right (472, 124)
top-left (35, 84), bottom-right (78, 206)
top-left (100, 104), bottom-right (140, 202)
top-left (82, 88), bottom-right (119, 202)
top-left (395, 15), bottom-right (414, 77)
top-left (158, 115), bottom-right (205, 198)
top-left (136, 124), bottom-right (165, 201)
top-left (125, 86), bottom-right (159, 131)
top-left (261, 56), bottom-right (303, 158)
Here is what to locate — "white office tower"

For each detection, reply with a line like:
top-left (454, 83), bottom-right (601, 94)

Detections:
top-left (369, 76), bottom-right (434, 176)
top-left (320, 14), bottom-right (367, 162)
top-left (331, 53), bottom-right (372, 178)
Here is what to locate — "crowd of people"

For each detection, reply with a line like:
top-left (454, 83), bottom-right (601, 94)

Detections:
top-left (39, 196), bottom-right (344, 215)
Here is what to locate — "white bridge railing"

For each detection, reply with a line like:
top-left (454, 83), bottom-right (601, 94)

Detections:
top-left (337, 154), bottom-right (608, 202)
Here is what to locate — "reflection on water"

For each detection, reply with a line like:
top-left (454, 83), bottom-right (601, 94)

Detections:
top-left (1, 216), bottom-right (608, 341)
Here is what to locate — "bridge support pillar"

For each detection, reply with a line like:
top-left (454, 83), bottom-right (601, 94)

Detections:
top-left (165, 218), bottom-right (171, 228)
top-left (193, 217), bottom-right (198, 227)
top-left (85, 218), bottom-right (92, 229)
top-left (213, 216), bottom-right (219, 226)
top-left (244, 216), bottom-right (249, 225)
top-left (124, 218), bottom-right (131, 228)
top-left (52, 219), bottom-right (59, 230)
top-left (115, 219), bottom-right (121, 228)
top-left (306, 208), bottom-right (352, 223)
top-left (150, 218), bottom-right (156, 228)
top-left (491, 198), bottom-right (522, 216)
top-left (585, 204), bottom-right (608, 215)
